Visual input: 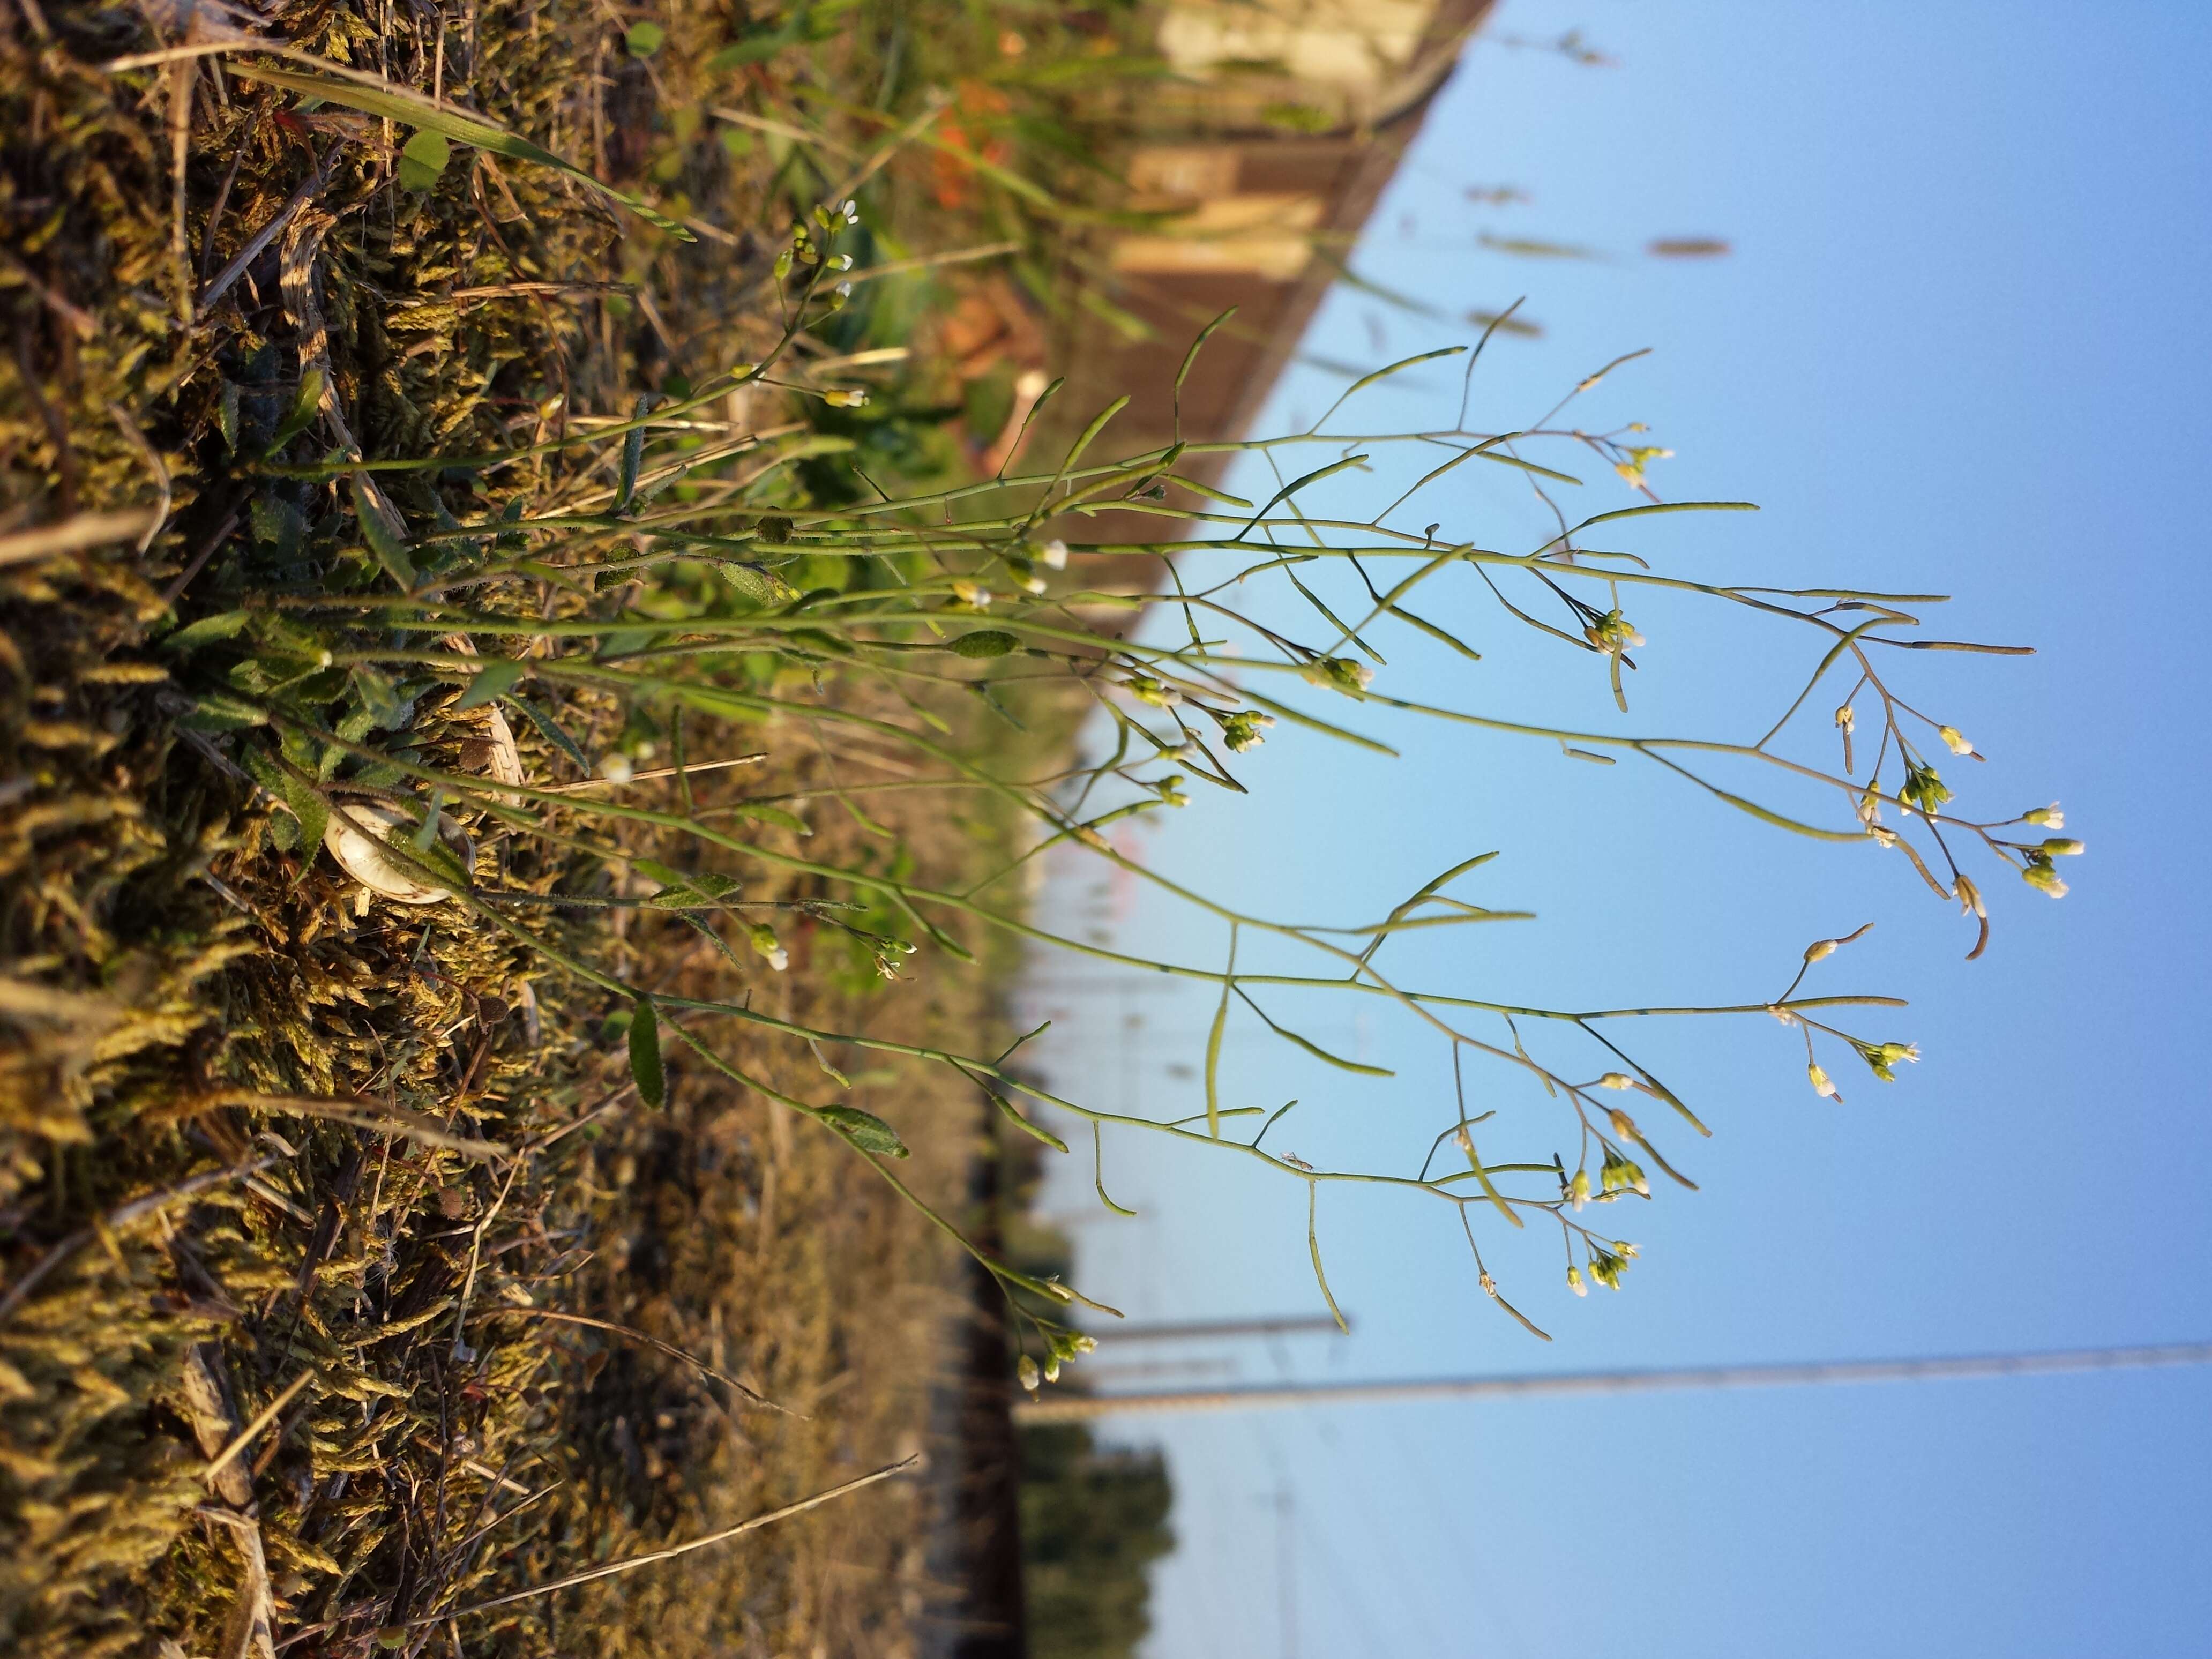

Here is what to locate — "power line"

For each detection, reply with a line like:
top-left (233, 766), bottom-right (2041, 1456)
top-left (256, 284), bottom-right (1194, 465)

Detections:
top-left (1014, 1339), bottom-right (2212, 1423)
top-left (1084, 1314), bottom-right (1351, 1343)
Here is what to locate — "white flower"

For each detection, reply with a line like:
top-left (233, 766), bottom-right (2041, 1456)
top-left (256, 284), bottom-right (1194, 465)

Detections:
top-left (1040, 539), bottom-right (1069, 570)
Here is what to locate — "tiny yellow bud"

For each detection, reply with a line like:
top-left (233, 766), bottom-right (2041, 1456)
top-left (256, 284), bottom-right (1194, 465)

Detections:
top-left (1597, 1071), bottom-right (1636, 1090)
top-left (1938, 726), bottom-right (1974, 756)
top-left (1567, 1266), bottom-right (1587, 1297)
top-left (1808, 1062), bottom-right (1839, 1101)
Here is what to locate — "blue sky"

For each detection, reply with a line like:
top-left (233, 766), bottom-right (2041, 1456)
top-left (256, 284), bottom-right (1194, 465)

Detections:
top-left (1011, 2), bottom-right (2212, 1655)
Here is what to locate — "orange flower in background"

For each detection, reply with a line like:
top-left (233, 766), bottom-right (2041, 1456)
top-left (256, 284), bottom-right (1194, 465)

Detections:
top-left (931, 79), bottom-right (1013, 211)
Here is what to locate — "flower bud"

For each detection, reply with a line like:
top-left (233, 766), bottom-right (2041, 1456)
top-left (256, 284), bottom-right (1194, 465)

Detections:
top-left (1018, 1355), bottom-right (1041, 1392)
top-left (1834, 705), bottom-right (1856, 733)
top-left (749, 924), bottom-right (789, 972)
top-left (1938, 726), bottom-right (1974, 756)
top-left (2023, 803), bottom-right (2064, 829)
top-left (1862, 1039), bottom-right (1920, 1081)
top-left (1570, 1168), bottom-right (1592, 1208)
top-left (1953, 872), bottom-right (1985, 919)
top-left (1597, 1071), bottom-right (1635, 1090)
top-left (1301, 655), bottom-right (1374, 697)
top-left (1900, 759), bottom-right (1951, 814)
top-left (1584, 609), bottom-right (1646, 653)
top-left (1808, 1062), bottom-right (1839, 1101)
top-left (1040, 538), bottom-right (1069, 570)
top-left (1567, 1266), bottom-right (1586, 1297)
top-left (1804, 938), bottom-right (1837, 962)
top-left (2041, 838), bottom-right (2084, 857)
top-left (2021, 856), bottom-right (2069, 898)
top-left (1221, 709), bottom-right (1274, 753)
top-left (950, 580), bottom-right (992, 609)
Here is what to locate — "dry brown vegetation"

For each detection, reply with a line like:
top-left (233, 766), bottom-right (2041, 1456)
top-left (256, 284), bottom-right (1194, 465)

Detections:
top-left (1, 1), bottom-right (1131, 1652)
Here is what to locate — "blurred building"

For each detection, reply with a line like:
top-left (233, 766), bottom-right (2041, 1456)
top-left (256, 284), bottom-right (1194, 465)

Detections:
top-left (1065, 0), bottom-right (1497, 469)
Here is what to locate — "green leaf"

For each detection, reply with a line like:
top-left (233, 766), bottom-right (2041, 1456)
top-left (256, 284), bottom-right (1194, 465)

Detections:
top-left (628, 996), bottom-right (666, 1108)
top-left (267, 367), bottom-right (326, 451)
top-left (614, 395), bottom-right (649, 515)
top-left (951, 629), bottom-right (1019, 659)
top-left (228, 57), bottom-right (695, 241)
top-left (165, 610), bottom-right (251, 652)
top-left (814, 1105), bottom-right (908, 1159)
top-left (289, 781), bottom-right (330, 866)
top-left (349, 664), bottom-right (408, 730)
top-left (714, 561), bottom-right (796, 607)
top-left (349, 475), bottom-right (415, 586)
top-left (453, 659), bottom-right (524, 711)
top-left (398, 127), bottom-right (450, 191)
top-left (729, 801), bottom-right (810, 835)
top-left (646, 871), bottom-right (742, 909)
top-left (180, 692), bottom-right (266, 732)
top-left (249, 494), bottom-right (308, 560)
top-left (218, 382), bottom-right (241, 455)
top-left (625, 20), bottom-right (666, 57)
top-left (500, 693), bottom-right (589, 773)
top-left (245, 744), bottom-right (333, 870)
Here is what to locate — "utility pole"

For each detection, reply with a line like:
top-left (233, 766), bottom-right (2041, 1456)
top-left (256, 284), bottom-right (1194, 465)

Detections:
top-left (1014, 1338), bottom-right (2212, 1423)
